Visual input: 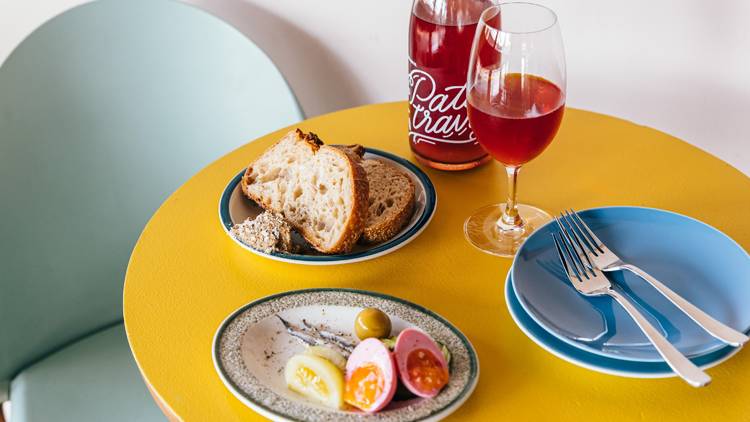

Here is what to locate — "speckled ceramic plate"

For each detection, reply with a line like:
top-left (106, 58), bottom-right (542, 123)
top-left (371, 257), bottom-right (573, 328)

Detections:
top-left (219, 148), bottom-right (437, 265)
top-left (212, 289), bottom-right (479, 422)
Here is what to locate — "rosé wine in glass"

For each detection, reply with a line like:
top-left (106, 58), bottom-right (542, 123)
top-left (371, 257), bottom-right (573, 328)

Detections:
top-left (463, 3), bottom-right (567, 257)
top-left (467, 73), bottom-right (564, 166)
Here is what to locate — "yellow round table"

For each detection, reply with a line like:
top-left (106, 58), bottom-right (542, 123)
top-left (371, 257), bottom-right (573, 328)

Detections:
top-left (124, 102), bottom-right (750, 421)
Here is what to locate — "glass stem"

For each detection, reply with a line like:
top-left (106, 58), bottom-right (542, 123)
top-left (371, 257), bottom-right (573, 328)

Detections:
top-left (499, 165), bottom-right (523, 229)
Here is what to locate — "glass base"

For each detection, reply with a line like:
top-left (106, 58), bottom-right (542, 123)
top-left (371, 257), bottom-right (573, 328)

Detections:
top-left (412, 151), bottom-right (492, 171)
top-left (463, 203), bottom-right (552, 258)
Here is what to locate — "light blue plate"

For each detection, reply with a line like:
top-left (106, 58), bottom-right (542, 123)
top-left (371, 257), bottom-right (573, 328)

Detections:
top-left (505, 270), bottom-right (744, 377)
top-left (512, 207), bottom-right (750, 362)
top-left (219, 148), bottom-right (437, 265)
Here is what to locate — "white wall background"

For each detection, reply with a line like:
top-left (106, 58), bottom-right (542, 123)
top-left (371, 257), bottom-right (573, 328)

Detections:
top-left (1, 0), bottom-right (748, 175)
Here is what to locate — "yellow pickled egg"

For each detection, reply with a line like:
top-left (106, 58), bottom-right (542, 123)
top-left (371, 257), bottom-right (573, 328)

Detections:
top-left (284, 353), bottom-right (344, 409)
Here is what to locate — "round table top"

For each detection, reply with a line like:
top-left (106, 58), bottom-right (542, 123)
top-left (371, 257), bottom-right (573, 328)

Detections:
top-left (124, 102), bottom-right (750, 421)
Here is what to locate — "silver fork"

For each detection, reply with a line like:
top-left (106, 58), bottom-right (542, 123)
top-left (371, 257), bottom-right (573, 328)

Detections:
top-left (559, 209), bottom-right (749, 347)
top-left (552, 232), bottom-right (711, 387)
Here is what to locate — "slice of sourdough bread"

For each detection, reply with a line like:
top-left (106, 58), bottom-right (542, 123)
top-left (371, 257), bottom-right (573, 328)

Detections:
top-left (361, 159), bottom-right (415, 243)
top-left (240, 129), bottom-right (369, 253)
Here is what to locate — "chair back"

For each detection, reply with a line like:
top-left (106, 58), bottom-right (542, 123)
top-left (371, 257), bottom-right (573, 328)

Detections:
top-left (0, 0), bottom-right (302, 391)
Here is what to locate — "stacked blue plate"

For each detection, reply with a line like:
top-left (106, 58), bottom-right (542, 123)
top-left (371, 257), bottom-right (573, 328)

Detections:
top-left (506, 206), bottom-right (750, 377)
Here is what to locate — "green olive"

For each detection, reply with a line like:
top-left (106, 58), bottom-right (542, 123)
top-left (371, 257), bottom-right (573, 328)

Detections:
top-left (354, 308), bottom-right (392, 340)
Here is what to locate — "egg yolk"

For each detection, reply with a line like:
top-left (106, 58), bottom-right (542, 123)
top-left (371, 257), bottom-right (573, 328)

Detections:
top-left (406, 349), bottom-right (449, 393)
top-left (344, 363), bottom-right (384, 411)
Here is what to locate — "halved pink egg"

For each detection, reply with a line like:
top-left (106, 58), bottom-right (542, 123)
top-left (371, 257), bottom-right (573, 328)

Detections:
top-left (393, 328), bottom-right (449, 398)
top-left (344, 338), bottom-right (397, 412)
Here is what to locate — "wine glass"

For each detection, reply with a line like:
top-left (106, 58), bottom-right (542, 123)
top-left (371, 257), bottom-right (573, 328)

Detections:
top-left (464, 2), bottom-right (566, 257)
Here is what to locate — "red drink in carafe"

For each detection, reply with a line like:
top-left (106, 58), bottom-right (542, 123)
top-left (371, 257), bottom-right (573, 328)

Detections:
top-left (409, 0), bottom-right (494, 171)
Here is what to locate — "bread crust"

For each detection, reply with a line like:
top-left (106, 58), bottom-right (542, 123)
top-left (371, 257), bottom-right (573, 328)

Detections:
top-left (336, 144), bottom-right (365, 159)
top-left (335, 154), bottom-right (369, 252)
top-left (361, 162), bottom-right (416, 243)
top-left (240, 129), bottom-right (368, 254)
top-left (363, 198), bottom-right (415, 243)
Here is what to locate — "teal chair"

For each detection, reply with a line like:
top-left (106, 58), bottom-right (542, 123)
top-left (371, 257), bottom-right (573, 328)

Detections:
top-left (0, 0), bottom-right (302, 420)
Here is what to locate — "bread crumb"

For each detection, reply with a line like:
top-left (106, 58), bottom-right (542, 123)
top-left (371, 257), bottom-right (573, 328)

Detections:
top-left (230, 212), bottom-right (297, 253)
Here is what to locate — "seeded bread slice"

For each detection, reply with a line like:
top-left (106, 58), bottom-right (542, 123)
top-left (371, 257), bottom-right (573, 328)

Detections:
top-left (240, 130), bottom-right (369, 253)
top-left (361, 159), bottom-right (416, 243)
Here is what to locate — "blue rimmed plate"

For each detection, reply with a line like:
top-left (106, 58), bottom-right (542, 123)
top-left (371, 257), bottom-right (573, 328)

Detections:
top-left (219, 148), bottom-right (436, 265)
top-left (505, 270), bottom-right (744, 378)
top-left (511, 206), bottom-right (750, 362)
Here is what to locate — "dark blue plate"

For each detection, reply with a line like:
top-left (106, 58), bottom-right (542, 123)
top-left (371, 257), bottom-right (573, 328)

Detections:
top-left (219, 148), bottom-right (437, 265)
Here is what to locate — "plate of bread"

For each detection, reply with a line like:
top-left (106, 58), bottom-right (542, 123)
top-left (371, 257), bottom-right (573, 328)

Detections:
top-left (219, 129), bottom-right (436, 265)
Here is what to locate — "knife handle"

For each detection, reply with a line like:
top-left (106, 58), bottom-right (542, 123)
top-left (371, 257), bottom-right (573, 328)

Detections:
top-left (621, 263), bottom-right (749, 347)
top-left (607, 288), bottom-right (711, 387)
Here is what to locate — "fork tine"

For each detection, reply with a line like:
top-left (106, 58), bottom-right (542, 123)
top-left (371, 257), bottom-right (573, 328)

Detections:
top-left (557, 230), bottom-right (591, 281)
top-left (552, 233), bottom-right (582, 282)
top-left (554, 218), bottom-right (584, 277)
top-left (555, 216), bottom-right (593, 277)
top-left (559, 213), bottom-right (596, 268)
top-left (552, 233), bottom-right (576, 281)
top-left (571, 232), bottom-right (602, 276)
top-left (562, 210), bottom-right (599, 255)
top-left (569, 209), bottom-right (605, 253)
top-left (556, 224), bottom-right (591, 280)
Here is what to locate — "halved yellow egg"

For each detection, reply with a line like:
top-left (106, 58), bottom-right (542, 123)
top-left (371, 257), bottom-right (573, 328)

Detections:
top-left (284, 353), bottom-right (344, 409)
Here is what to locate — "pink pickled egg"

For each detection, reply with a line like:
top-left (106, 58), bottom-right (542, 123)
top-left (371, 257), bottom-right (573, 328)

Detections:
top-left (393, 328), bottom-right (449, 398)
top-left (344, 338), bottom-right (397, 412)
